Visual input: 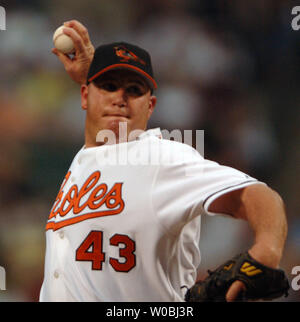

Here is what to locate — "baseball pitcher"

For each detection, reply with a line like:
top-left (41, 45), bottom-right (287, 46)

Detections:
top-left (39, 21), bottom-right (289, 302)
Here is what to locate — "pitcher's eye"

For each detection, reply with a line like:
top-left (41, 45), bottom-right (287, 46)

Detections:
top-left (126, 85), bottom-right (144, 96)
top-left (101, 82), bottom-right (119, 92)
top-left (94, 80), bottom-right (119, 91)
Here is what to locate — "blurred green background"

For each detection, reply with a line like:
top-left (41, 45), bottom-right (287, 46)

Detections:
top-left (0, 0), bottom-right (299, 301)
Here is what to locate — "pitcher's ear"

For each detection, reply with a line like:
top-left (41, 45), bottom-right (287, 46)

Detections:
top-left (148, 95), bottom-right (157, 119)
top-left (81, 84), bottom-right (88, 110)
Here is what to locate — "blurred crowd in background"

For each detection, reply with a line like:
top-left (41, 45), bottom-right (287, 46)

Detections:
top-left (0, 0), bottom-right (299, 301)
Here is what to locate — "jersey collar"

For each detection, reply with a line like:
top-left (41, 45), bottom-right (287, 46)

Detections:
top-left (82, 128), bottom-right (162, 151)
top-left (137, 128), bottom-right (162, 140)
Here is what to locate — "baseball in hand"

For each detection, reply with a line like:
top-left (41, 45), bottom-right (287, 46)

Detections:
top-left (53, 26), bottom-right (75, 54)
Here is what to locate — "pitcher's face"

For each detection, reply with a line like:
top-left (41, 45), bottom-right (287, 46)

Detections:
top-left (81, 70), bottom-right (157, 147)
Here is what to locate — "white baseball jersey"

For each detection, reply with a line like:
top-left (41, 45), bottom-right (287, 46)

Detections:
top-left (39, 128), bottom-right (262, 302)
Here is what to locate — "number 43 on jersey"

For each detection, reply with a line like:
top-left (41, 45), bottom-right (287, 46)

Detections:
top-left (76, 231), bottom-right (136, 272)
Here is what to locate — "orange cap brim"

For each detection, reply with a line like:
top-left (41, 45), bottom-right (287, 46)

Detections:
top-left (88, 63), bottom-right (157, 90)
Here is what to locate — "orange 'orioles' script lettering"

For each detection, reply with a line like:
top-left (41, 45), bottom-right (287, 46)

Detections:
top-left (46, 171), bottom-right (124, 231)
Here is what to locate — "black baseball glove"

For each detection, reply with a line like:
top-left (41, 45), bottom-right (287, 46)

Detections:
top-left (185, 251), bottom-right (290, 302)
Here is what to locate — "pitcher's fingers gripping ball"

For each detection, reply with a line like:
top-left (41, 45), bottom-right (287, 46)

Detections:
top-left (52, 21), bottom-right (95, 85)
top-left (185, 251), bottom-right (290, 302)
top-left (53, 25), bottom-right (75, 54)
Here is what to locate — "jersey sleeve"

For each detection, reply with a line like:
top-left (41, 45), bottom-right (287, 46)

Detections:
top-left (199, 161), bottom-right (265, 216)
top-left (152, 141), bottom-right (264, 233)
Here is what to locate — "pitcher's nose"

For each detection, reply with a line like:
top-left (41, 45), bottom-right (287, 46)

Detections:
top-left (112, 88), bottom-right (127, 107)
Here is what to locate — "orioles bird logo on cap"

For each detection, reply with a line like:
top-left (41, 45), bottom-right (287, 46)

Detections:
top-left (114, 45), bottom-right (146, 65)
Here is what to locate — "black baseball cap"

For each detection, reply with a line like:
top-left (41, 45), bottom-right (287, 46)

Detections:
top-left (87, 42), bottom-right (157, 91)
